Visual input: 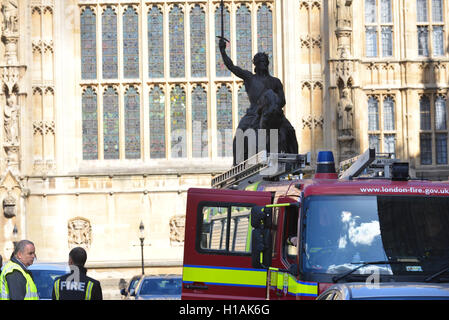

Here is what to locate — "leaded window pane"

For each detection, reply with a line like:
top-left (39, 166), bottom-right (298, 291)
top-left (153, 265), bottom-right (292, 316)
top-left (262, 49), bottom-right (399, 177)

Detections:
top-left (366, 27), bottom-right (378, 57)
top-left (81, 7), bottom-right (97, 80)
top-left (192, 86), bottom-right (208, 158)
top-left (381, 26), bottom-right (393, 57)
top-left (383, 97), bottom-right (395, 130)
top-left (238, 86), bottom-right (250, 121)
top-left (169, 5), bottom-right (185, 78)
top-left (381, 0), bottom-right (392, 23)
top-left (215, 6), bottom-right (231, 77)
top-left (190, 5), bottom-right (206, 78)
top-left (432, 26), bottom-right (444, 56)
top-left (123, 7), bottom-right (139, 79)
top-left (216, 85), bottom-right (232, 158)
top-left (369, 134), bottom-right (380, 152)
top-left (149, 86), bottom-right (166, 158)
top-left (418, 26), bottom-right (429, 56)
top-left (432, 0), bottom-right (443, 22)
top-left (124, 87), bottom-right (141, 159)
top-left (236, 5), bottom-right (252, 72)
top-left (435, 96), bottom-right (447, 130)
top-left (420, 133), bottom-right (432, 164)
top-left (368, 97), bottom-right (379, 131)
top-left (365, 0), bottom-right (377, 23)
top-left (420, 96), bottom-right (431, 130)
top-left (148, 6), bottom-right (164, 78)
top-left (417, 0), bottom-right (428, 22)
top-left (170, 85), bottom-right (186, 158)
top-left (436, 133), bottom-right (448, 164)
top-left (257, 4), bottom-right (273, 75)
top-left (102, 7), bottom-right (118, 79)
top-left (82, 87), bottom-right (98, 159)
top-left (103, 86), bottom-right (119, 159)
top-left (384, 134), bottom-right (396, 154)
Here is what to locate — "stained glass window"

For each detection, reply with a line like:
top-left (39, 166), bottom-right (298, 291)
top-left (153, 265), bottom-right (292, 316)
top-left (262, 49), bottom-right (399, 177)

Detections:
top-left (81, 7), bottom-right (97, 80)
top-left (190, 5), bottom-right (206, 78)
top-left (257, 4), bottom-right (273, 74)
top-left (170, 85), bottom-right (186, 158)
top-left (238, 86), bottom-right (250, 121)
top-left (215, 6), bottom-right (230, 77)
top-left (123, 6), bottom-right (139, 79)
top-left (103, 86), bottom-right (119, 159)
top-left (82, 87), bottom-right (98, 159)
top-left (420, 96), bottom-right (431, 130)
top-left (125, 87), bottom-right (141, 159)
top-left (216, 85), bottom-right (232, 157)
top-left (192, 86), bottom-right (208, 158)
top-left (149, 85), bottom-right (166, 158)
top-left (169, 5), bottom-right (185, 78)
top-left (236, 5), bottom-right (252, 72)
top-left (148, 6), bottom-right (164, 78)
top-left (102, 7), bottom-right (118, 79)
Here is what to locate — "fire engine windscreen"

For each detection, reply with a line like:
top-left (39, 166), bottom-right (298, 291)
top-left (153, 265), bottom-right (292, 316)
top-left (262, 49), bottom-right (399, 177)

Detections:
top-left (302, 195), bottom-right (449, 279)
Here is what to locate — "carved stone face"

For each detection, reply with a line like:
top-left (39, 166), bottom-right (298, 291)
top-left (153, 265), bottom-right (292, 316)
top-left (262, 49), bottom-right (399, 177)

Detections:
top-left (3, 193), bottom-right (16, 218)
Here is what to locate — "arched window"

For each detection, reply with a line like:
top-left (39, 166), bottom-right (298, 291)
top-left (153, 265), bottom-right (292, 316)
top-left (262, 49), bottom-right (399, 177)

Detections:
top-left (190, 5), bottom-right (206, 78)
top-left (149, 86), bottom-right (166, 159)
top-left (102, 7), bottom-right (118, 79)
top-left (123, 6), bottom-right (139, 79)
top-left (216, 85), bottom-right (232, 158)
top-left (383, 96), bottom-right (395, 131)
top-left (257, 4), bottom-right (273, 74)
top-left (169, 5), bottom-right (185, 78)
top-left (103, 86), bottom-right (119, 159)
top-left (368, 96), bottom-right (379, 131)
top-left (124, 87), bottom-right (141, 159)
top-left (236, 5), bottom-right (252, 71)
top-left (215, 5), bottom-right (230, 77)
top-left (191, 86), bottom-right (208, 158)
top-left (82, 87), bottom-right (98, 159)
top-left (148, 6), bottom-right (164, 78)
top-left (80, 7), bottom-right (96, 80)
top-left (170, 85), bottom-right (186, 158)
top-left (420, 95), bottom-right (431, 130)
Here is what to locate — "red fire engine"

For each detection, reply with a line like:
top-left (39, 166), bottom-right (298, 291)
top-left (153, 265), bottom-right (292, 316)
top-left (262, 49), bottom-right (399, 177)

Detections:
top-left (181, 149), bottom-right (449, 300)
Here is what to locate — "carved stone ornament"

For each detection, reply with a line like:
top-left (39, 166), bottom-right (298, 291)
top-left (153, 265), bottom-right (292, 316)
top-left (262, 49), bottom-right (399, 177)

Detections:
top-left (2, 191), bottom-right (15, 218)
top-left (68, 217), bottom-right (92, 249)
top-left (169, 215), bottom-right (185, 245)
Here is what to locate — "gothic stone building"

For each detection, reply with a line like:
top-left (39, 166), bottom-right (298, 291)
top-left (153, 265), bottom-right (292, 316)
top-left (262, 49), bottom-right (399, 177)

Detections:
top-left (0, 0), bottom-right (448, 289)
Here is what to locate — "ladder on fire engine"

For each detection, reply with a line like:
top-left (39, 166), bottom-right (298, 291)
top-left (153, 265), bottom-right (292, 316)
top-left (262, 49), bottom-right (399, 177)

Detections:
top-left (338, 148), bottom-right (405, 180)
top-left (211, 151), bottom-right (311, 189)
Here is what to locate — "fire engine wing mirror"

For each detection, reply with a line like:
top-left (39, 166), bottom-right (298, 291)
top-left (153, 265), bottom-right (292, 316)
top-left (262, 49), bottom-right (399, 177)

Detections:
top-left (251, 206), bottom-right (273, 269)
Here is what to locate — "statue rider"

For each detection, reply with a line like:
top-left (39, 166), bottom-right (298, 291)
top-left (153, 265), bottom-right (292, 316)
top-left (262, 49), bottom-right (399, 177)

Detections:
top-left (218, 38), bottom-right (286, 165)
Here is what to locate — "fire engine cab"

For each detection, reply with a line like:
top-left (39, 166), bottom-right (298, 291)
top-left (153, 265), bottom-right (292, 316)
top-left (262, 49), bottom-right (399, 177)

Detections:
top-left (181, 149), bottom-right (449, 300)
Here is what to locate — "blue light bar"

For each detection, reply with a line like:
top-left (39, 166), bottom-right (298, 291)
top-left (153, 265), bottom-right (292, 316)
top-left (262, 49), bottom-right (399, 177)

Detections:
top-left (317, 151), bottom-right (335, 164)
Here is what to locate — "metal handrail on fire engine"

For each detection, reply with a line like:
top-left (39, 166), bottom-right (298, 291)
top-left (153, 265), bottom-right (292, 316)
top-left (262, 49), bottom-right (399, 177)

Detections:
top-left (338, 148), bottom-right (400, 180)
top-left (211, 151), bottom-right (311, 189)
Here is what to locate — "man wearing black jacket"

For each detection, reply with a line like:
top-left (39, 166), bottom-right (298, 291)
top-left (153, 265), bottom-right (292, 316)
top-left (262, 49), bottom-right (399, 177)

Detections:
top-left (52, 247), bottom-right (102, 300)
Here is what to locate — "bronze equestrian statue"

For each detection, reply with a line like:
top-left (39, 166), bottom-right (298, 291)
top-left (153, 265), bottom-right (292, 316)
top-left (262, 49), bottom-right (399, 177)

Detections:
top-left (218, 38), bottom-right (298, 165)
